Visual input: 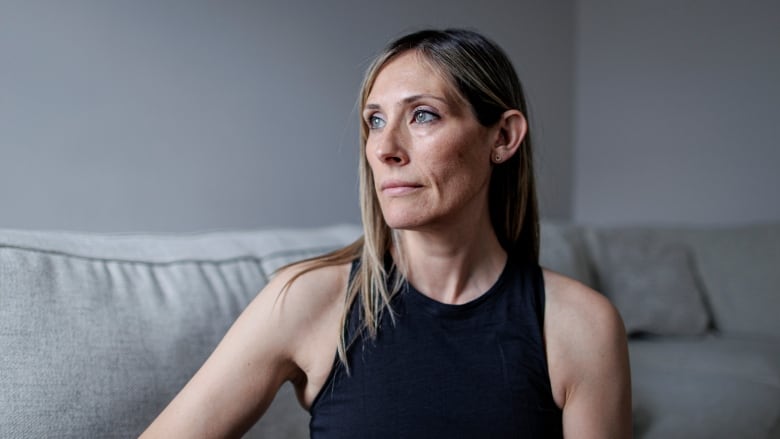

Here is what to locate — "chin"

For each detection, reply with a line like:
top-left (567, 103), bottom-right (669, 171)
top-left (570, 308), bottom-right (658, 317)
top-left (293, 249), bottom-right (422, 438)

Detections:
top-left (382, 217), bottom-right (417, 231)
top-left (381, 211), bottom-right (421, 230)
top-left (381, 209), bottom-right (440, 231)
top-left (379, 199), bottom-right (442, 231)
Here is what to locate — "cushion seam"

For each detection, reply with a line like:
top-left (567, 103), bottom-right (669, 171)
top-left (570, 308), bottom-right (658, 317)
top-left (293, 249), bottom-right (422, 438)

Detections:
top-left (0, 243), bottom-right (268, 267)
top-left (0, 244), bottom-right (338, 268)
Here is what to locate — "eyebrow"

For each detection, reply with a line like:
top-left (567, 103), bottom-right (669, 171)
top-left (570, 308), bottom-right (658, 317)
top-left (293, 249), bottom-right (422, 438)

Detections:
top-left (364, 94), bottom-right (448, 111)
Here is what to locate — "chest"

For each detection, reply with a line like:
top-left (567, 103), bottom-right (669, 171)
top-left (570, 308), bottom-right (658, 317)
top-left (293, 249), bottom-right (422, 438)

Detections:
top-left (309, 286), bottom-right (562, 438)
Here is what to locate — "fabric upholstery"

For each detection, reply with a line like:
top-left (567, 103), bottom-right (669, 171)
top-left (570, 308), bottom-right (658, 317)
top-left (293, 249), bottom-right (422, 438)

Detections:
top-left (630, 335), bottom-right (780, 438)
top-left (659, 224), bottom-right (780, 338)
top-left (2, 222), bottom-right (779, 438)
top-left (0, 225), bottom-right (361, 438)
top-left (539, 222), bottom-right (593, 286)
top-left (584, 229), bottom-right (711, 335)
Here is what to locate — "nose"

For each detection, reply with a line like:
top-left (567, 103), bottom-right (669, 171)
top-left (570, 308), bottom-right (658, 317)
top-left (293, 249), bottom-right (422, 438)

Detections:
top-left (373, 122), bottom-right (409, 166)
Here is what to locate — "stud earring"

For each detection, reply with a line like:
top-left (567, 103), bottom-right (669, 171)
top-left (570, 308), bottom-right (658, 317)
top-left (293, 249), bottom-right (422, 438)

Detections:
top-left (495, 154), bottom-right (502, 162)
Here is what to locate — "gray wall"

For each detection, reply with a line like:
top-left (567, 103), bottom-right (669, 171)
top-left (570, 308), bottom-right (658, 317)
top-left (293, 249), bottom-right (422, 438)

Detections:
top-left (573, 0), bottom-right (780, 225)
top-left (0, 1), bottom-right (575, 232)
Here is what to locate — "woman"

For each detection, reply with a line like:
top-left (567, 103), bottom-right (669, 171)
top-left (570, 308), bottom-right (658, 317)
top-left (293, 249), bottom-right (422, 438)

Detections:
top-left (142, 29), bottom-right (631, 438)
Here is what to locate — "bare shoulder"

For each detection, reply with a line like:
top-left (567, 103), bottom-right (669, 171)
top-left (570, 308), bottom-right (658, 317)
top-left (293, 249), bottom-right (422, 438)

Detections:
top-left (194, 258), bottom-right (351, 390)
top-left (542, 268), bottom-right (627, 381)
top-left (255, 260), bottom-right (352, 347)
top-left (265, 260), bottom-right (352, 310)
top-left (542, 269), bottom-right (632, 438)
top-left (542, 269), bottom-right (625, 344)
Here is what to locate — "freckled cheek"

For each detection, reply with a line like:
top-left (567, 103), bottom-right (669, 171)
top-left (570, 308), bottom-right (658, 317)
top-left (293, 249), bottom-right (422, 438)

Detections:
top-left (425, 165), bottom-right (469, 199)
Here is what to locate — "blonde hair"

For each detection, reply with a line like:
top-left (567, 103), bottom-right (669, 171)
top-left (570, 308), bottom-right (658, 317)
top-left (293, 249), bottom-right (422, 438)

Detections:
top-left (282, 29), bottom-right (539, 367)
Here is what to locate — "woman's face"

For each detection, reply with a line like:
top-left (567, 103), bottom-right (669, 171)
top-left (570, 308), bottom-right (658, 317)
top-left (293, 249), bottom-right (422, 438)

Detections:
top-left (363, 51), bottom-right (497, 231)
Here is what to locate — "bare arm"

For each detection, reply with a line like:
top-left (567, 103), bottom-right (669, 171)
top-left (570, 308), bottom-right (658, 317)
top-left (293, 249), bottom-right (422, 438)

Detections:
top-left (140, 263), bottom-right (344, 438)
top-left (544, 270), bottom-right (632, 439)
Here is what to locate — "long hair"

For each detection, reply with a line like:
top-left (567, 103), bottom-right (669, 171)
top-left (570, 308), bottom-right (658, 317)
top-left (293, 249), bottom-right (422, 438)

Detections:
top-left (282, 29), bottom-right (539, 367)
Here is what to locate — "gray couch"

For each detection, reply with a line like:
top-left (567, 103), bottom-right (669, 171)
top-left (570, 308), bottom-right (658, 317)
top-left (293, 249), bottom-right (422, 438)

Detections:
top-left (1, 222), bottom-right (778, 438)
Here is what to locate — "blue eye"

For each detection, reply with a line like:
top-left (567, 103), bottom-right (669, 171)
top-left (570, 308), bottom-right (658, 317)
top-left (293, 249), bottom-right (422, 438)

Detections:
top-left (413, 110), bottom-right (437, 124)
top-left (368, 115), bottom-right (386, 129)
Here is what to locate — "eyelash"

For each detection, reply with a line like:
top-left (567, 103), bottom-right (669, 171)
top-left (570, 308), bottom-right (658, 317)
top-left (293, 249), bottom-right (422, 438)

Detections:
top-left (412, 109), bottom-right (438, 124)
top-left (366, 108), bottom-right (439, 130)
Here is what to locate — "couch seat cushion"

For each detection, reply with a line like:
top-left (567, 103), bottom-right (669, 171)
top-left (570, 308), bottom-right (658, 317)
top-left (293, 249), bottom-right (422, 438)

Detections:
top-left (630, 335), bottom-right (780, 438)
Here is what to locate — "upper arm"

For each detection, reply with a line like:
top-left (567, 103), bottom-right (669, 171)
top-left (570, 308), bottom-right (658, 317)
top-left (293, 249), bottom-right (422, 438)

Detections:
top-left (544, 270), bottom-right (632, 439)
top-left (141, 263), bottom-right (342, 439)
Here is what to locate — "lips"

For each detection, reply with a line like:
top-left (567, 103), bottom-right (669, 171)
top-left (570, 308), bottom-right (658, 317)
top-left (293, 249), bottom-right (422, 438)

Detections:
top-left (380, 180), bottom-right (422, 196)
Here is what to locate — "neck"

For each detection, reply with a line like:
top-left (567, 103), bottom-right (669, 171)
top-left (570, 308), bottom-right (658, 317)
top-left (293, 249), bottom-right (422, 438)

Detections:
top-left (392, 214), bottom-right (507, 305)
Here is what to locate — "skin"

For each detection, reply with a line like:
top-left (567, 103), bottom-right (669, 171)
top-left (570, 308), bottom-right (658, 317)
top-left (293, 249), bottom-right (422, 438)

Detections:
top-left (141, 50), bottom-right (631, 438)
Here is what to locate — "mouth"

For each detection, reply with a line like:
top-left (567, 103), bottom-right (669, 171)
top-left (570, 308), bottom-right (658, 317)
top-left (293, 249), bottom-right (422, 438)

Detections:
top-left (381, 181), bottom-right (423, 196)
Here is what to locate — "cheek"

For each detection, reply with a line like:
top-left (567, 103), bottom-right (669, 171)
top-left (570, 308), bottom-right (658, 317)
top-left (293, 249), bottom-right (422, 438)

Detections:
top-left (424, 151), bottom-right (487, 201)
top-left (443, 140), bottom-right (489, 180)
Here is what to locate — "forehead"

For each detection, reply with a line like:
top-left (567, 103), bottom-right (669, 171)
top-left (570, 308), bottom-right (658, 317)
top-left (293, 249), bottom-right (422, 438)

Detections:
top-left (366, 51), bottom-right (460, 105)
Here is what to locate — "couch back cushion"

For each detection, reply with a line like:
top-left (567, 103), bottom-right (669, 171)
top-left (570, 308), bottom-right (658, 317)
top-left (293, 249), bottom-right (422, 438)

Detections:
top-left (539, 222), bottom-right (594, 287)
top-left (0, 225), bottom-right (361, 438)
top-left (661, 223), bottom-right (780, 338)
top-left (584, 228), bottom-right (711, 336)
top-left (584, 223), bottom-right (780, 338)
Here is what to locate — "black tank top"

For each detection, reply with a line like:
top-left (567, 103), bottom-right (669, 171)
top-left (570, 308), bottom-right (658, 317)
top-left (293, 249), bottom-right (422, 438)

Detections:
top-left (309, 255), bottom-right (563, 438)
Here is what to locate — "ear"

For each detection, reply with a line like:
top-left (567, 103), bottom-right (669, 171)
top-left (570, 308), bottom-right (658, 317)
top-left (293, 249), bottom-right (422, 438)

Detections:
top-left (490, 110), bottom-right (527, 164)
